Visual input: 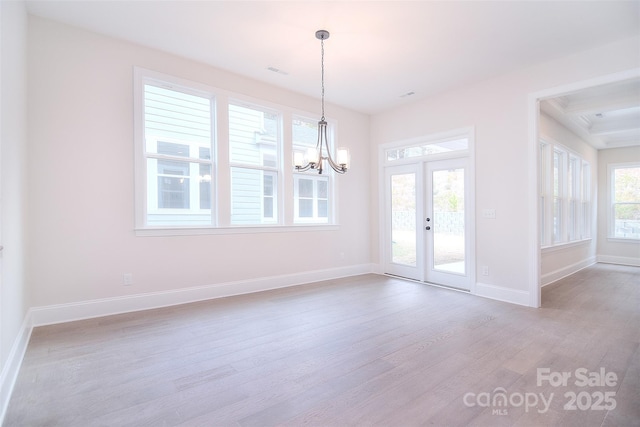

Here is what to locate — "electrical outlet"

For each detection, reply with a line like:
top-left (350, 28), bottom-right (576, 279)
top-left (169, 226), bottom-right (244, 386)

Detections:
top-left (482, 209), bottom-right (496, 219)
top-left (481, 266), bottom-right (489, 276)
top-left (123, 273), bottom-right (133, 286)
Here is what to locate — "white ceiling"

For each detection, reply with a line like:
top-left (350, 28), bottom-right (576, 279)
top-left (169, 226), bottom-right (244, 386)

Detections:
top-left (25, 1), bottom-right (640, 116)
top-left (541, 78), bottom-right (640, 150)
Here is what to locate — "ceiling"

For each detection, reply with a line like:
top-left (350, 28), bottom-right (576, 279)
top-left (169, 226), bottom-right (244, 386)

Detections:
top-left (25, 1), bottom-right (640, 116)
top-left (541, 78), bottom-right (640, 150)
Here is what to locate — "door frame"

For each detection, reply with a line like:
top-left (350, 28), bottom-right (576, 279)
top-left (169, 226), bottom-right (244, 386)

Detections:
top-left (379, 127), bottom-right (475, 292)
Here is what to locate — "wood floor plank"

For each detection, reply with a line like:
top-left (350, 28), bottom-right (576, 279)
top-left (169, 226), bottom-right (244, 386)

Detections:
top-left (4, 264), bottom-right (639, 426)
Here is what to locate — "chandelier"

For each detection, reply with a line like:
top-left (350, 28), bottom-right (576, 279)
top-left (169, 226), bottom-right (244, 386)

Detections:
top-left (294, 30), bottom-right (349, 174)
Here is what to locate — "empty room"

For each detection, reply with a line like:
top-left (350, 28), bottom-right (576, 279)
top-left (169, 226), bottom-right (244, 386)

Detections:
top-left (1, 1), bottom-right (639, 425)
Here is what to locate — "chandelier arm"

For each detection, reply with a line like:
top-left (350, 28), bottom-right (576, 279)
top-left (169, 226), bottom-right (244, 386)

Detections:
top-left (321, 123), bottom-right (339, 171)
top-left (325, 156), bottom-right (347, 174)
top-left (295, 164), bottom-right (313, 172)
top-left (320, 122), bottom-right (347, 174)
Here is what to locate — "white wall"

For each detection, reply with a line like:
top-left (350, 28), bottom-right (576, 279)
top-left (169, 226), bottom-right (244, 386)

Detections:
top-left (597, 146), bottom-right (640, 265)
top-left (0, 0), bottom-right (29, 417)
top-left (539, 113), bottom-right (598, 285)
top-left (26, 16), bottom-right (371, 312)
top-left (370, 36), bottom-right (640, 305)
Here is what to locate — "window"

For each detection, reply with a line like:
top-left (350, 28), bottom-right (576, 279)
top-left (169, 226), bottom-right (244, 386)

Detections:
top-left (134, 68), bottom-right (340, 232)
top-left (539, 142), bottom-right (548, 246)
top-left (141, 82), bottom-right (214, 227)
top-left (552, 149), bottom-right (564, 243)
top-left (581, 161), bottom-right (591, 239)
top-left (539, 139), bottom-right (591, 247)
top-left (567, 155), bottom-right (578, 241)
top-left (292, 115), bottom-right (334, 224)
top-left (609, 164), bottom-right (640, 240)
top-left (386, 137), bottom-right (468, 161)
top-left (229, 102), bottom-right (280, 225)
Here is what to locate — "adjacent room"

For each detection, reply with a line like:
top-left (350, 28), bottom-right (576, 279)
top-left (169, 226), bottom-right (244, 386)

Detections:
top-left (1, 1), bottom-right (639, 425)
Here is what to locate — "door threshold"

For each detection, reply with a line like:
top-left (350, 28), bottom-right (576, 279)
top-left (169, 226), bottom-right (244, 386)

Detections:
top-left (384, 273), bottom-right (470, 293)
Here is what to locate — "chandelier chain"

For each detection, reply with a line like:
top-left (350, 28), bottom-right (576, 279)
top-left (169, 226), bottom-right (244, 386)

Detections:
top-left (321, 36), bottom-right (325, 120)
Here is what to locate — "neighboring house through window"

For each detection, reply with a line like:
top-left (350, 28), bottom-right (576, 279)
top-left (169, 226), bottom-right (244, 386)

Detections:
top-left (142, 82), bottom-right (214, 227)
top-left (229, 101), bottom-right (280, 225)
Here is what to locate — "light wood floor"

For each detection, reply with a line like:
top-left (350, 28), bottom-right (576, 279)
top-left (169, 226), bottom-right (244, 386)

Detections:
top-left (4, 263), bottom-right (639, 426)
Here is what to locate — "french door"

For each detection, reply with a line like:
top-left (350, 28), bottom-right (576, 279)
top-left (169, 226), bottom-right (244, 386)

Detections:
top-left (384, 158), bottom-right (473, 290)
top-left (385, 163), bottom-right (424, 281)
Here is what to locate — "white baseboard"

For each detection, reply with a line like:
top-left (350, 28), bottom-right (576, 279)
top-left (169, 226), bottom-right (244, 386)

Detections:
top-left (541, 257), bottom-right (597, 287)
top-left (0, 312), bottom-right (32, 424)
top-left (29, 263), bottom-right (375, 327)
top-left (597, 255), bottom-right (640, 267)
top-left (474, 282), bottom-right (531, 307)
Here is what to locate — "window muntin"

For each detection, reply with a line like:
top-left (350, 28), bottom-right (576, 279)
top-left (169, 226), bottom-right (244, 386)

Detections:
top-left (143, 82), bottom-right (214, 227)
top-left (610, 164), bottom-right (640, 239)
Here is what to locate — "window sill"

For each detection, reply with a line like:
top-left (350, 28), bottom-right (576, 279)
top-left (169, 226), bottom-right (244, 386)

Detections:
top-left (606, 237), bottom-right (640, 244)
top-left (135, 224), bottom-right (340, 237)
top-left (541, 238), bottom-right (592, 254)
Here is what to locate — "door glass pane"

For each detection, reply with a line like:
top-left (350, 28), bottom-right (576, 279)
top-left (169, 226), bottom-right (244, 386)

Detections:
top-left (391, 173), bottom-right (416, 266)
top-left (432, 168), bottom-right (465, 274)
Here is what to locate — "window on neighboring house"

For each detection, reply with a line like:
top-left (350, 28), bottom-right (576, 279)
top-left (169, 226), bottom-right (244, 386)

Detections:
top-left (141, 81), bottom-right (214, 227)
top-left (292, 115), bottom-right (333, 224)
top-left (609, 164), bottom-right (640, 239)
top-left (540, 139), bottom-right (591, 247)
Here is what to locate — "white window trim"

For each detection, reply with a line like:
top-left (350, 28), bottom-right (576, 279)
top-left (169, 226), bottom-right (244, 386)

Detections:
top-left (134, 67), bottom-right (342, 236)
